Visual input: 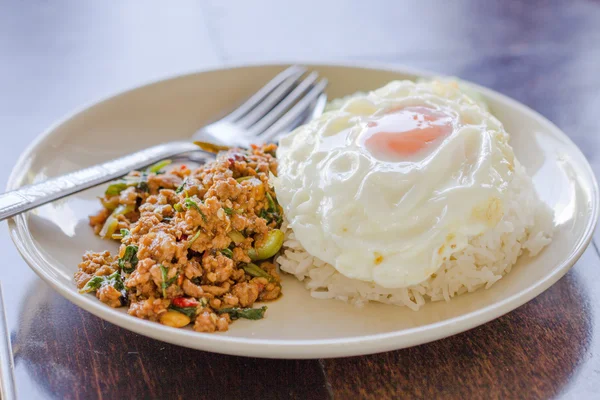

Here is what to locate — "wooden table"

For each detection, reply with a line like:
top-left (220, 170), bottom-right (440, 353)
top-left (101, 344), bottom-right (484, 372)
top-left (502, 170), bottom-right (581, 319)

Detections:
top-left (1, 1), bottom-right (599, 398)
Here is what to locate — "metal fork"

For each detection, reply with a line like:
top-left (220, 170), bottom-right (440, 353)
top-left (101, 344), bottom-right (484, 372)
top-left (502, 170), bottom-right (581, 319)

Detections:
top-left (0, 66), bottom-right (327, 221)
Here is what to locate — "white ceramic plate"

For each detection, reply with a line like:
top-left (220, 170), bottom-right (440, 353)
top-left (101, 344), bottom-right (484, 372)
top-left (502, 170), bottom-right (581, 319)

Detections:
top-left (7, 63), bottom-right (599, 359)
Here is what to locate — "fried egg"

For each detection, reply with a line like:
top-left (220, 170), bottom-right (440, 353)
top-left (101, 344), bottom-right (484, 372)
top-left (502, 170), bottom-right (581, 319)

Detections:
top-left (275, 80), bottom-right (516, 288)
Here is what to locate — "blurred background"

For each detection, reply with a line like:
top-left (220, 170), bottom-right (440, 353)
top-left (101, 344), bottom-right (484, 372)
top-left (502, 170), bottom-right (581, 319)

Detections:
top-left (1, 1), bottom-right (600, 398)
top-left (2, 0), bottom-right (599, 167)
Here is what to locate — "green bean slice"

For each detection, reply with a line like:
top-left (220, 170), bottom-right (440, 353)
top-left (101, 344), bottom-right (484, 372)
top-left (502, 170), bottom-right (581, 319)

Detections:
top-left (248, 229), bottom-right (284, 261)
top-left (228, 230), bottom-right (246, 245)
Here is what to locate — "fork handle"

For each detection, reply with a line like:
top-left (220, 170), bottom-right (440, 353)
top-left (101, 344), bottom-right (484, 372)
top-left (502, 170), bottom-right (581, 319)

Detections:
top-left (0, 141), bottom-right (204, 222)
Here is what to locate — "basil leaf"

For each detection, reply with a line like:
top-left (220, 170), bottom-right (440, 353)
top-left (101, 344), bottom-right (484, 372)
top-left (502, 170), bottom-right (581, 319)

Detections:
top-left (108, 271), bottom-right (125, 292)
top-left (79, 276), bottom-right (105, 294)
top-left (79, 271), bottom-right (125, 294)
top-left (137, 171), bottom-right (149, 193)
top-left (216, 306), bottom-right (267, 320)
top-left (259, 209), bottom-right (271, 222)
top-left (167, 275), bottom-right (178, 285)
top-left (160, 265), bottom-right (178, 298)
top-left (266, 192), bottom-right (277, 212)
top-left (160, 265), bottom-right (169, 298)
top-left (191, 277), bottom-right (203, 286)
top-left (184, 198), bottom-right (207, 222)
top-left (186, 230), bottom-right (202, 249)
top-left (137, 181), bottom-right (149, 192)
top-left (220, 248), bottom-right (233, 259)
top-left (175, 177), bottom-right (188, 194)
top-left (168, 305), bottom-right (197, 318)
top-left (242, 263), bottom-right (273, 281)
top-left (118, 245), bottom-right (138, 274)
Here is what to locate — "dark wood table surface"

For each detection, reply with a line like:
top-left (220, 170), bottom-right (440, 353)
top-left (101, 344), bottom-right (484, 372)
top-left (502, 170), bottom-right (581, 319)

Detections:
top-left (1, 1), bottom-right (600, 399)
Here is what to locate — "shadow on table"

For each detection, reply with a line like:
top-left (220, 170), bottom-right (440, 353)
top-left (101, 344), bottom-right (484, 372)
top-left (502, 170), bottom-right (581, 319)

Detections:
top-left (10, 281), bottom-right (330, 400)
top-left (322, 269), bottom-right (592, 399)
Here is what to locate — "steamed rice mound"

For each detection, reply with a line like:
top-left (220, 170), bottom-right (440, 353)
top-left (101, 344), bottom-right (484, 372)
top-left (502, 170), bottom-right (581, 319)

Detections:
top-left (276, 160), bottom-right (553, 311)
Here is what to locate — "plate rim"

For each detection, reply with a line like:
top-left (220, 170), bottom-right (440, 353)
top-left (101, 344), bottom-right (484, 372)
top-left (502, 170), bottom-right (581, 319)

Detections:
top-left (6, 61), bottom-right (599, 358)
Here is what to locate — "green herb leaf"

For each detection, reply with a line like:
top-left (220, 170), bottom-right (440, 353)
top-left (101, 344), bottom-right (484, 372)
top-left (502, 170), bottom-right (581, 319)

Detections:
top-left (266, 192), bottom-right (276, 212)
top-left (168, 305), bottom-right (197, 318)
top-left (186, 230), bottom-right (202, 249)
top-left (259, 192), bottom-right (283, 226)
top-left (184, 198), bottom-right (207, 222)
top-left (173, 203), bottom-right (184, 212)
top-left (220, 248), bottom-right (233, 259)
top-left (242, 263), bottom-right (274, 281)
top-left (148, 159), bottom-right (172, 174)
top-left (120, 229), bottom-right (131, 238)
top-left (191, 277), bottom-right (203, 286)
top-left (160, 265), bottom-right (169, 297)
top-left (137, 181), bottom-right (149, 192)
top-left (224, 207), bottom-right (243, 216)
top-left (166, 275), bottom-right (178, 286)
top-left (259, 204), bottom-right (282, 226)
top-left (175, 177), bottom-right (188, 194)
top-left (79, 276), bottom-right (105, 294)
top-left (160, 265), bottom-right (178, 298)
top-left (137, 171), bottom-right (149, 193)
top-left (108, 271), bottom-right (126, 292)
top-left (184, 197), bottom-right (200, 211)
top-left (236, 176), bottom-right (253, 183)
top-left (79, 271), bottom-right (125, 295)
top-left (216, 306), bottom-right (267, 320)
top-left (118, 245), bottom-right (139, 274)
top-left (259, 209), bottom-right (271, 222)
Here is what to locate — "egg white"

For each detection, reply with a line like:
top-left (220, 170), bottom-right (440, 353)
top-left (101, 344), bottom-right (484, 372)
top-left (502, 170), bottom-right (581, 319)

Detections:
top-left (275, 80), bottom-right (516, 288)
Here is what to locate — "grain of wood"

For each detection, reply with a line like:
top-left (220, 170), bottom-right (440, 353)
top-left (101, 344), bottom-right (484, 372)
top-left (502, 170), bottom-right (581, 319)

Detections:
top-left (1, 0), bottom-right (600, 399)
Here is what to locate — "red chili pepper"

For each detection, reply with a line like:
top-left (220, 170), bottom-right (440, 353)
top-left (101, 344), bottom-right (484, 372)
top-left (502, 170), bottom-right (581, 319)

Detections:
top-left (180, 165), bottom-right (187, 170)
top-left (172, 297), bottom-right (199, 308)
top-left (227, 154), bottom-right (244, 168)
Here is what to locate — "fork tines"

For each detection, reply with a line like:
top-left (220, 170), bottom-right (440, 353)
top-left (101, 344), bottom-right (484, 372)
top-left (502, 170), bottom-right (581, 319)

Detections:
top-left (223, 65), bottom-right (328, 142)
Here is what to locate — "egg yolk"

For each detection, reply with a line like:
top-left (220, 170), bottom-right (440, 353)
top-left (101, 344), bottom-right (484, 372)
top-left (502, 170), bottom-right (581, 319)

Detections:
top-left (362, 106), bottom-right (453, 160)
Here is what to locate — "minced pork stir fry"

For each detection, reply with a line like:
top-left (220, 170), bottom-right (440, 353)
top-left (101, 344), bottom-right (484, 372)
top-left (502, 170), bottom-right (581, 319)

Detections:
top-left (74, 144), bottom-right (284, 333)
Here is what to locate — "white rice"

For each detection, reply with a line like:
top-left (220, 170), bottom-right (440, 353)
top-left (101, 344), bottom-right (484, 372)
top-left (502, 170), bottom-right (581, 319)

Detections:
top-left (275, 162), bottom-right (553, 311)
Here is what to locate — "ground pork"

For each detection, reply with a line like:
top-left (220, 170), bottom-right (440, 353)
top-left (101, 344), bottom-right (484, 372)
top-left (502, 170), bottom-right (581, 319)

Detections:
top-left (76, 145), bottom-right (282, 333)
